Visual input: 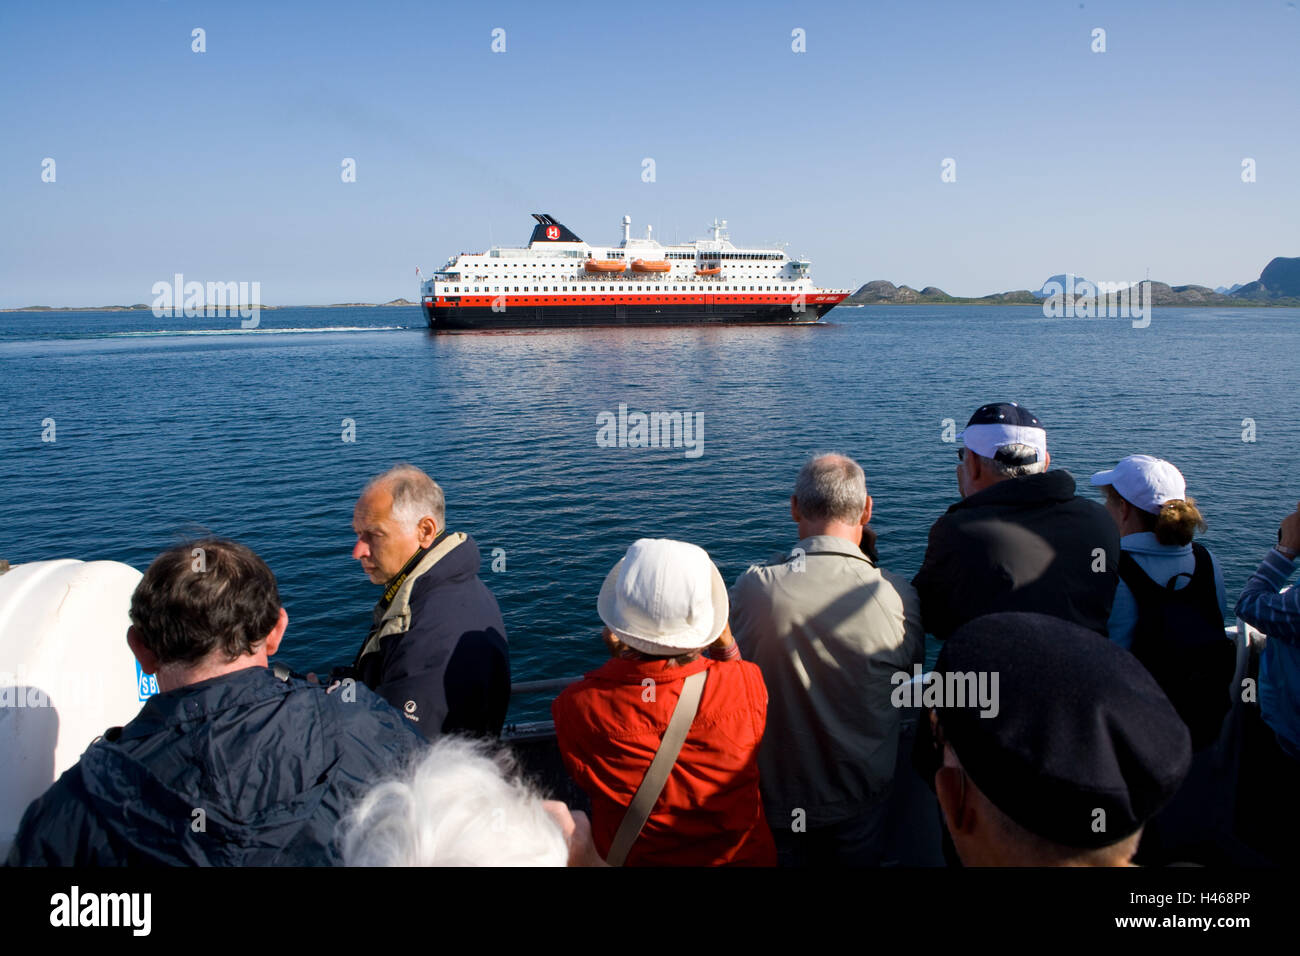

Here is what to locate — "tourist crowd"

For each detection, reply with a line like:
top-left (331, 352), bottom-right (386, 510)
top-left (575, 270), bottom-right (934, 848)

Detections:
top-left (7, 403), bottom-right (1299, 867)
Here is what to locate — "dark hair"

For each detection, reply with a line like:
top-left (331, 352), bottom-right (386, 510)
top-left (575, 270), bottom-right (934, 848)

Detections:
top-left (608, 635), bottom-right (702, 668)
top-left (1104, 486), bottom-right (1207, 546)
top-left (129, 538), bottom-right (280, 666)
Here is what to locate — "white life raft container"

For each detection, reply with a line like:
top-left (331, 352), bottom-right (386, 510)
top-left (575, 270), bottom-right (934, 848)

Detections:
top-left (0, 559), bottom-right (149, 858)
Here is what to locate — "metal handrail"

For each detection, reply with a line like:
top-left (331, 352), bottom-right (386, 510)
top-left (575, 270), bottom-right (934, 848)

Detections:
top-left (510, 676), bottom-right (581, 696)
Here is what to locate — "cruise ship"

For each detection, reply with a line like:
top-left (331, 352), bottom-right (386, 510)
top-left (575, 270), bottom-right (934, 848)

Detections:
top-left (419, 214), bottom-right (851, 330)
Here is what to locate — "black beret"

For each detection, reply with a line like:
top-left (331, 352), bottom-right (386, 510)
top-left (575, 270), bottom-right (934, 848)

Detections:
top-left (935, 611), bottom-right (1191, 849)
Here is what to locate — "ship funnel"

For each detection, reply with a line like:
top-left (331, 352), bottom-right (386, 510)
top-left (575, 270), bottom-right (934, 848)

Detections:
top-left (527, 214), bottom-right (583, 245)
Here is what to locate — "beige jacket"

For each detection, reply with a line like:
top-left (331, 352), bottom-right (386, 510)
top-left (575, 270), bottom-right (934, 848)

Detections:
top-left (730, 534), bottom-right (925, 828)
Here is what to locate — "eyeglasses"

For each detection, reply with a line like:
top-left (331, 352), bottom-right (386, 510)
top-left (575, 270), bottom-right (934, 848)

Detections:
top-left (956, 447), bottom-right (966, 462)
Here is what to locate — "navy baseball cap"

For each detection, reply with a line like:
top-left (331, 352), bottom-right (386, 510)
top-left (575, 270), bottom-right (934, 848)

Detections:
top-left (957, 402), bottom-right (1046, 462)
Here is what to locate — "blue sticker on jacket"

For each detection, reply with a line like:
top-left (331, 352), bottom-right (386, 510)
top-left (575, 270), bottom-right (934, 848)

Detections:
top-left (136, 659), bottom-right (159, 700)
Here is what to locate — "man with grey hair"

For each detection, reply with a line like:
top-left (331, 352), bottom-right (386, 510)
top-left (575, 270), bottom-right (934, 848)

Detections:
top-left (729, 453), bottom-right (924, 866)
top-left (335, 463), bottom-right (509, 740)
top-left (912, 402), bottom-right (1119, 641)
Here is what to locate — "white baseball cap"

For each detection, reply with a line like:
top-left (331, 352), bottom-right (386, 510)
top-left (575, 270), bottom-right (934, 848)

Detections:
top-left (597, 538), bottom-right (728, 656)
top-left (1090, 455), bottom-right (1187, 515)
top-left (957, 402), bottom-right (1047, 463)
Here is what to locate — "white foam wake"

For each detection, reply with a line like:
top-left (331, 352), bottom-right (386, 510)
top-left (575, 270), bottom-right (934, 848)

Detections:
top-left (106, 326), bottom-right (407, 337)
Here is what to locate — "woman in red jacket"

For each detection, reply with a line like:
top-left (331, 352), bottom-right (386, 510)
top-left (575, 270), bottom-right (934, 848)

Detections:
top-left (552, 538), bottom-right (776, 866)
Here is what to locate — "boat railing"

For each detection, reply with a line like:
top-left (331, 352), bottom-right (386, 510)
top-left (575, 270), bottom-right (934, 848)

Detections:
top-left (510, 676), bottom-right (581, 696)
top-left (503, 676), bottom-right (581, 743)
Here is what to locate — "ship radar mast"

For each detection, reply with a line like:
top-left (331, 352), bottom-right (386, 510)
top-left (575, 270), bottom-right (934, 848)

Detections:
top-left (710, 218), bottom-right (729, 242)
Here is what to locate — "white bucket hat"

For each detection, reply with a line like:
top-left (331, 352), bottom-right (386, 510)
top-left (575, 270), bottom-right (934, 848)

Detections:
top-left (1090, 454), bottom-right (1187, 515)
top-left (597, 538), bottom-right (729, 656)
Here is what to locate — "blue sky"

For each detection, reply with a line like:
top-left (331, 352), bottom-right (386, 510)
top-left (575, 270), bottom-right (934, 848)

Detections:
top-left (1, 0), bottom-right (1297, 305)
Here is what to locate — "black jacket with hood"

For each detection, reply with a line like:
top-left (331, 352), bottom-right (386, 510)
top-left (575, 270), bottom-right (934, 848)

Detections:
top-left (6, 666), bottom-right (426, 866)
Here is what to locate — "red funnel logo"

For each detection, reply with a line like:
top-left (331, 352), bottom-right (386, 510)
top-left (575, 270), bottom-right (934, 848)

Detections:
top-left (545, 225), bottom-right (560, 240)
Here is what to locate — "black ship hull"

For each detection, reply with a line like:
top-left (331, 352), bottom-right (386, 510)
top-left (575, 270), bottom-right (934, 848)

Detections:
top-left (425, 300), bottom-right (841, 331)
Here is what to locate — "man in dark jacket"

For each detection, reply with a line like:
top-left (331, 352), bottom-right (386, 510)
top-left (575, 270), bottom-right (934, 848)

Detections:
top-left (345, 464), bottom-right (510, 739)
top-left (913, 403), bottom-right (1119, 640)
top-left (6, 538), bottom-right (426, 866)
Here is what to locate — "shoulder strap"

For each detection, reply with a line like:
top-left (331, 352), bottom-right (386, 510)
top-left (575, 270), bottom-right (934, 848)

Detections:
top-left (1117, 550), bottom-right (1161, 599)
top-left (1180, 542), bottom-right (1225, 622)
top-left (605, 668), bottom-right (707, 867)
top-left (1188, 542), bottom-right (1214, 582)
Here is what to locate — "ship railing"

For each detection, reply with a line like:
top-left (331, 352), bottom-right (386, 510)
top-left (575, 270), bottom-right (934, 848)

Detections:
top-left (510, 676), bottom-right (581, 696)
top-left (503, 676), bottom-right (581, 742)
top-left (504, 617), bottom-right (1268, 737)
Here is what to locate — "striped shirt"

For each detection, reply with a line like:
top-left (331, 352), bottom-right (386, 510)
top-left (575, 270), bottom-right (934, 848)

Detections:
top-left (1235, 547), bottom-right (1300, 756)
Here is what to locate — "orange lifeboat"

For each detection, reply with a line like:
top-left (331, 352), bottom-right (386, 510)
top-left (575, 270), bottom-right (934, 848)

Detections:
top-left (631, 259), bottom-right (670, 273)
top-left (695, 265), bottom-right (721, 276)
top-left (585, 258), bottom-right (625, 273)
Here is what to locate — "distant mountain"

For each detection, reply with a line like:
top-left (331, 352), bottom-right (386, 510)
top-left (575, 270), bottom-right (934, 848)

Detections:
top-left (1033, 274), bottom-right (1101, 298)
top-left (843, 257), bottom-right (1300, 308)
top-left (1214, 284), bottom-right (1244, 295)
top-left (1232, 256), bottom-right (1300, 300)
top-left (844, 280), bottom-right (1038, 306)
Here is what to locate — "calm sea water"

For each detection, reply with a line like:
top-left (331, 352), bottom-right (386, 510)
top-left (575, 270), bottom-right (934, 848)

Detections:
top-left (2, 305), bottom-right (1298, 722)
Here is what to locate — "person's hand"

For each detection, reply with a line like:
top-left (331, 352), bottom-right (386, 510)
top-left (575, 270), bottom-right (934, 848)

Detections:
top-left (542, 801), bottom-right (607, 866)
top-left (1279, 502), bottom-right (1300, 555)
top-left (710, 622), bottom-right (736, 652)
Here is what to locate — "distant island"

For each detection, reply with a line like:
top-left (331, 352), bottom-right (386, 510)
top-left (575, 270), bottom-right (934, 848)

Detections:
top-left (7, 259), bottom-right (1300, 312)
top-left (843, 256), bottom-right (1300, 308)
top-left (0, 299), bottom-right (418, 313)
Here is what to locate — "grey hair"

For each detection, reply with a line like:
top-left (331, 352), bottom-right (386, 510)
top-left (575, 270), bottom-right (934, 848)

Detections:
top-left (980, 444), bottom-right (1047, 479)
top-left (341, 736), bottom-right (568, 867)
top-left (365, 463), bottom-right (446, 531)
top-left (794, 453), bottom-right (867, 524)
